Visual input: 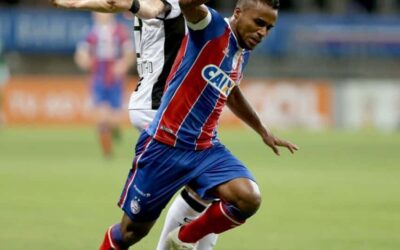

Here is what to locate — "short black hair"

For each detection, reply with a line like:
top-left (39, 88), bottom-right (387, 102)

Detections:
top-left (236, 0), bottom-right (280, 10)
top-left (266, 0), bottom-right (279, 10)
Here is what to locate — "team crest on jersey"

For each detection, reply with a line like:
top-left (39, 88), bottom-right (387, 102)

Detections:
top-left (201, 64), bottom-right (236, 97)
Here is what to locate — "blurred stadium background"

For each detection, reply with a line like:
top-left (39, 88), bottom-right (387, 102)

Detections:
top-left (0, 0), bottom-right (399, 249)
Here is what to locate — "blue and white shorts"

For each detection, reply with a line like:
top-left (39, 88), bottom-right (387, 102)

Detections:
top-left (117, 131), bottom-right (255, 222)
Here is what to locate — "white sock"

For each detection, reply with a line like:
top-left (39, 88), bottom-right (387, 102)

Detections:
top-left (156, 192), bottom-right (218, 250)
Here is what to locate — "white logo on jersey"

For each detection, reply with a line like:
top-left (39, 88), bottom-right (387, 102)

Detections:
top-left (201, 64), bottom-right (235, 96)
top-left (133, 184), bottom-right (151, 197)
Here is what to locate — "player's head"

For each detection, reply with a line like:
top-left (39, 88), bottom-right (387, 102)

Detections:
top-left (230, 0), bottom-right (279, 50)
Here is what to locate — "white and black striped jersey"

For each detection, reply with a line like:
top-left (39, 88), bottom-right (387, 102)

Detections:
top-left (128, 0), bottom-right (186, 110)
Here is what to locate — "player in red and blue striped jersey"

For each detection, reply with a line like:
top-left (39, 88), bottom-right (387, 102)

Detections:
top-left (99, 0), bottom-right (299, 249)
top-left (147, 8), bottom-right (251, 150)
top-left (75, 13), bottom-right (134, 158)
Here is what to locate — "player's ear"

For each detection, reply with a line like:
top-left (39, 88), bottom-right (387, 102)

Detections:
top-left (233, 7), bottom-right (242, 20)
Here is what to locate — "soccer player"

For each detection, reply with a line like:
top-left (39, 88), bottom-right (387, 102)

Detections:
top-left (75, 12), bottom-right (135, 157)
top-left (52, 0), bottom-right (218, 249)
top-left (99, 0), bottom-right (298, 249)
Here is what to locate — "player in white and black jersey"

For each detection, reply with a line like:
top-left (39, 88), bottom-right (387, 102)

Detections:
top-left (51, 0), bottom-right (218, 249)
top-left (128, 1), bottom-right (185, 131)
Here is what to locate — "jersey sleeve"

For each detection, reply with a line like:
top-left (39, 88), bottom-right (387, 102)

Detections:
top-left (186, 7), bottom-right (227, 45)
top-left (186, 8), bottom-right (212, 31)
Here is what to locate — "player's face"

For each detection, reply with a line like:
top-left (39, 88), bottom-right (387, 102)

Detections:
top-left (232, 2), bottom-right (278, 50)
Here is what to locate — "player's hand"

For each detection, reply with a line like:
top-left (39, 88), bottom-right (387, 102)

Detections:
top-left (262, 133), bottom-right (299, 156)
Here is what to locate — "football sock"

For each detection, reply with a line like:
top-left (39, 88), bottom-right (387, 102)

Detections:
top-left (156, 189), bottom-right (218, 250)
top-left (98, 123), bottom-right (112, 157)
top-left (99, 224), bottom-right (126, 250)
top-left (181, 189), bottom-right (219, 250)
top-left (111, 125), bottom-right (122, 142)
top-left (178, 201), bottom-right (245, 243)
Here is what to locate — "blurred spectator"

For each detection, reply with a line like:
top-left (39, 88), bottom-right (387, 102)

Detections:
top-left (0, 40), bottom-right (10, 126)
top-left (75, 13), bottom-right (135, 158)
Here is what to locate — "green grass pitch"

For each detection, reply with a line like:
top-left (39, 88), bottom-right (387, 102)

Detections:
top-left (1, 126), bottom-right (399, 250)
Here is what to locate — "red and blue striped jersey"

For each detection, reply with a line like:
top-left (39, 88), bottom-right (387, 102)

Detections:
top-left (147, 8), bottom-right (250, 150)
top-left (82, 23), bottom-right (132, 86)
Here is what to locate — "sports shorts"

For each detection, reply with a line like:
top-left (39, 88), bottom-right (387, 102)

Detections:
top-left (91, 80), bottom-right (123, 109)
top-left (117, 131), bottom-right (255, 222)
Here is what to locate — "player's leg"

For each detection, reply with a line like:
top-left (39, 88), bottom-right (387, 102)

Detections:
top-left (167, 143), bottom-right (260, 248)
top-left (91, 83), bottom-right (113, 157)
top-left (100, 131), bottom-right (207, 249)
top-left (109, 107), bottom-right (123, 142)
top-left (99, 213), bottom-right (156, 250)
top-left (156, 188), bottom-right (218, 250)
top-left (96, 103), bottom-right (113, 157)
top-left (172, 178), bottom-right (260, 245)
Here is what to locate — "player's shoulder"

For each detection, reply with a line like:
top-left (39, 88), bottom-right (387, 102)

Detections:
top-left (208, 7), bottom-right (226, 25)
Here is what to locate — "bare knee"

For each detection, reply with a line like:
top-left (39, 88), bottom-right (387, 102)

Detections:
top-left (234, 184), bottom-right (261, 216)
top-left (215, 178), bottom-right (262, 217)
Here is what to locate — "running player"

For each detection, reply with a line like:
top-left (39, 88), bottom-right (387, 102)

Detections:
top-left (99, 0), bottom-right (298, 249)
top-left (75, 12), bottom-right (134, 157)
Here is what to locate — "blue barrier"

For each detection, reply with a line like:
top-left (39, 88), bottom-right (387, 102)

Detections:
top-left (261, 13), bottom-right (400, 57)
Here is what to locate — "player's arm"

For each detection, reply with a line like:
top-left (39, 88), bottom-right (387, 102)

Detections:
top-left (227, 86), bottom-right (299, 156)
top-left (51, 0), bottom-right (130, 12)
top-left (51, 0), bottom-right (169, 19)
top-left (179, 0), bottom-right (209, 24)
top-left (74, 43), bottom-right (92, 71)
